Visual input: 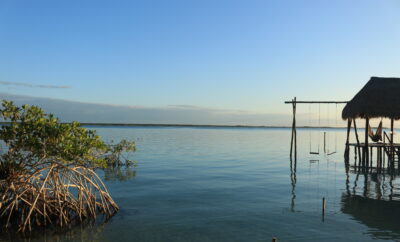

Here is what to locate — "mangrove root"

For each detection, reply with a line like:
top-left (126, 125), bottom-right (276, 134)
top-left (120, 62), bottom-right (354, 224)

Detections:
top-left (0, 161), bottom-right (119, 232)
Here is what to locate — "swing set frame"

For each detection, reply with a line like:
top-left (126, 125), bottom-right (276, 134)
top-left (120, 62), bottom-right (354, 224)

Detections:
top-left (285, 98), bottom-right (348, 161)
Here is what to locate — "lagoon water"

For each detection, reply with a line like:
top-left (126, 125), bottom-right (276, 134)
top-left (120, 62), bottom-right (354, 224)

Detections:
top-left (6, 127), bottom-right (400, 241)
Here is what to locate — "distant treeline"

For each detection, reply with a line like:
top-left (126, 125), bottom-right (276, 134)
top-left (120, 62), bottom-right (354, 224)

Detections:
top-left (0, 121), bottom-right (353, 129)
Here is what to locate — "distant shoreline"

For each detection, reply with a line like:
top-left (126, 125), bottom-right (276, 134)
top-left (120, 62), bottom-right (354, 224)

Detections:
top-left (0, 122), bottom-right (348, 129)
top-left (77, 123), bottom-right (352, 129)
top-left (0, 121), bottom-right (390, 129)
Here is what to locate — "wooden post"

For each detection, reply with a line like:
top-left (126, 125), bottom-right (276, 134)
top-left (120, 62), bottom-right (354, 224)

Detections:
top-left (391, 118), bottom-right (394, 144)
top-left (365, 117), bottom-right (369, 166)
top-left (322, 197), bottom-right (326, 217)
top-left (324, 132), bottom-right (326, 153)
top-left (345, 119), bottom-right (351, 145)
top-left (376, 147), bottom-right (381, 173)
top-left (383, 133), bottom-right (386, 168)
top-left (344, 119), bottom-right (351, 161)
top-left (391, 118), bottom-right (394, 162)
top-left (370, 147), bottom-right (373, 168)
top-left (294, 98), bottom-right (297, 162)
top-left (353, 119), bottom-right (361, 163)
top-left (290, 99), bottom-right (294, 159)
top-left (290, 98), bottom-right (297, 160)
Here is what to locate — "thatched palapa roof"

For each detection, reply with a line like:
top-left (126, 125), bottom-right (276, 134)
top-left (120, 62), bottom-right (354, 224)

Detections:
top-left (342, 77), bottom-right (400, 120)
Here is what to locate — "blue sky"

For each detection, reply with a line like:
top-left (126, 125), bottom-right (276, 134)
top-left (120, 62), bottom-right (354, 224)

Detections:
top-left (0, 0), bottom-right (399, 124)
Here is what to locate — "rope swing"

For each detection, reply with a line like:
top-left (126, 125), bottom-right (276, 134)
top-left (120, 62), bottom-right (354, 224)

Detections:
top-left (327, 104), bottom-right (338, 156)
top-left (309, 104), bottom-right (320, 155)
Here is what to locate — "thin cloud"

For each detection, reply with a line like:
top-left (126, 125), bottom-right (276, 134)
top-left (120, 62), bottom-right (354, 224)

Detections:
top-left (0, 92), bottom-right (293, 126)
top-left (0, 81), bottom-right (71, 89)
top-left (167, 104), bottom-right (250, 114)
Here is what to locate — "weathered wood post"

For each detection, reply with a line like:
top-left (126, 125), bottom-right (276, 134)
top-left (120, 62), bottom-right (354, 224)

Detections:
top-left (370, 147), bottom-right (373, 168)
top-left (391, 118), bottom-right (394, 143)
top-left (290, 98), bottom-right (296, 160)
top-left (383, 132), bottom-right (386, 168)
top-left (353, 119), bottom-right (361, 164)
top-left (344, 119), bottom-right (352, 162)
top-left (290, 100), bottom-right (294, 159)
top-left (391, 118), bottom-right (394, 162)
top-left (293, 98), bottom-right (297, 162)
top-left (365, 117), bottom-right (369, 167)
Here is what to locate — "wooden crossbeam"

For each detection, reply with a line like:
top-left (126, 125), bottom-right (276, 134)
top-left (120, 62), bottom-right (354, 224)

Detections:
top-left (284, 101), bottom-right (348, 104)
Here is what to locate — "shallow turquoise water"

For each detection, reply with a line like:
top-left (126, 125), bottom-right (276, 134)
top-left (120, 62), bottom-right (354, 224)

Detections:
top-left (5, 127), bottom-right (400, 241)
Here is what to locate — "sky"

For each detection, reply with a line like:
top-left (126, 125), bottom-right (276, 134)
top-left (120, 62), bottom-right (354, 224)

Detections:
top-left (0, 0), bottom-right (399, 125)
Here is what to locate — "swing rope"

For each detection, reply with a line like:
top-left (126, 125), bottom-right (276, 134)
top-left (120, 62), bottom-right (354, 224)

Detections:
top-left (309, 104), bottom-right (312, 153)
top-left (327, 104), bottom-right (338, 156)
top-left (310, 104), bottom-right (320, 155)
top-left (327, 104), bottom-right (330, 154)
top-left (335, 104), bottom-right (338, 151)
top-left (318, 104), bottom-right (321, 153)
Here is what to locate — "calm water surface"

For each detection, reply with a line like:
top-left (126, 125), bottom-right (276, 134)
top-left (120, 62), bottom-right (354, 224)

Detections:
top-left (5, 127), bottom-right (400, 241)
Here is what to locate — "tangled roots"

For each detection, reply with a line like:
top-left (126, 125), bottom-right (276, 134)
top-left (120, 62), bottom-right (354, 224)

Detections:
top-left (0, 162), bottom-right (118, 232)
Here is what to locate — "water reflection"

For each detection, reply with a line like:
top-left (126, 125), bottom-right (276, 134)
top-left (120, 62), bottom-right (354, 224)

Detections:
top-left (0, 219), bottom-right (110, 242)
top-left (341, 194), bottom-right (400, 240)
top-left (343, 168), bottom-right (400, 240)
top-left (290, 157), bottom-right (297, 212)
top-left (103, 167), bottom-right (136, 181)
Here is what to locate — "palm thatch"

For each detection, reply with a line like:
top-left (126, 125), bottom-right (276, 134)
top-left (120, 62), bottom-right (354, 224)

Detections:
top-left (342, 77), bottom-right (400, 120)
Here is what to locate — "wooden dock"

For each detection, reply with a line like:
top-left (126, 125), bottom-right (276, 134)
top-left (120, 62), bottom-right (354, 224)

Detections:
top-left (348, 141), bottom-right (400, 172)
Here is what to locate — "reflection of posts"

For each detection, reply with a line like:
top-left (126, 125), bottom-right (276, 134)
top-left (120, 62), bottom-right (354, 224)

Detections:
top-left (345, 158), bottom-right (351, 196)
top-left (341, 192), bottom-right (400, 240)
top-left (347, 169), bottom-right (396, 201)
top-left (290, 155), bottom-right (297, 212)
top-left (341, 170), bottom-right (400, 242)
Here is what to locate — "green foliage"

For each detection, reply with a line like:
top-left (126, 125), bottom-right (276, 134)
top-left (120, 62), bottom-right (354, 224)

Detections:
top-left (0, 100), bottom-right (135, 168)
top-left (105, 139), bottom-right (137, 167)
top-left (0, 160), bottom-right (23, 180)
top-left (0, 100), bottom-right (135, 231)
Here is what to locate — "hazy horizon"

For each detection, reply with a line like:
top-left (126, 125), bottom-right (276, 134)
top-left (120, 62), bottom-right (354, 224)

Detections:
top-left (1, 92), bottom-right (392, 128)
top-left (0, 1), bottom-right (399, 125)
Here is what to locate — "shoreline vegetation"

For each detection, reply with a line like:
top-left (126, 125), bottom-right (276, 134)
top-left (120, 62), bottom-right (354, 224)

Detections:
top-left (0, 101), bottom-right (136, 233)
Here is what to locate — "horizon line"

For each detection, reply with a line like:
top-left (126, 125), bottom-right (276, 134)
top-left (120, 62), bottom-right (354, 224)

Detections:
top-left (0, 121), bottom-right (382, 129)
